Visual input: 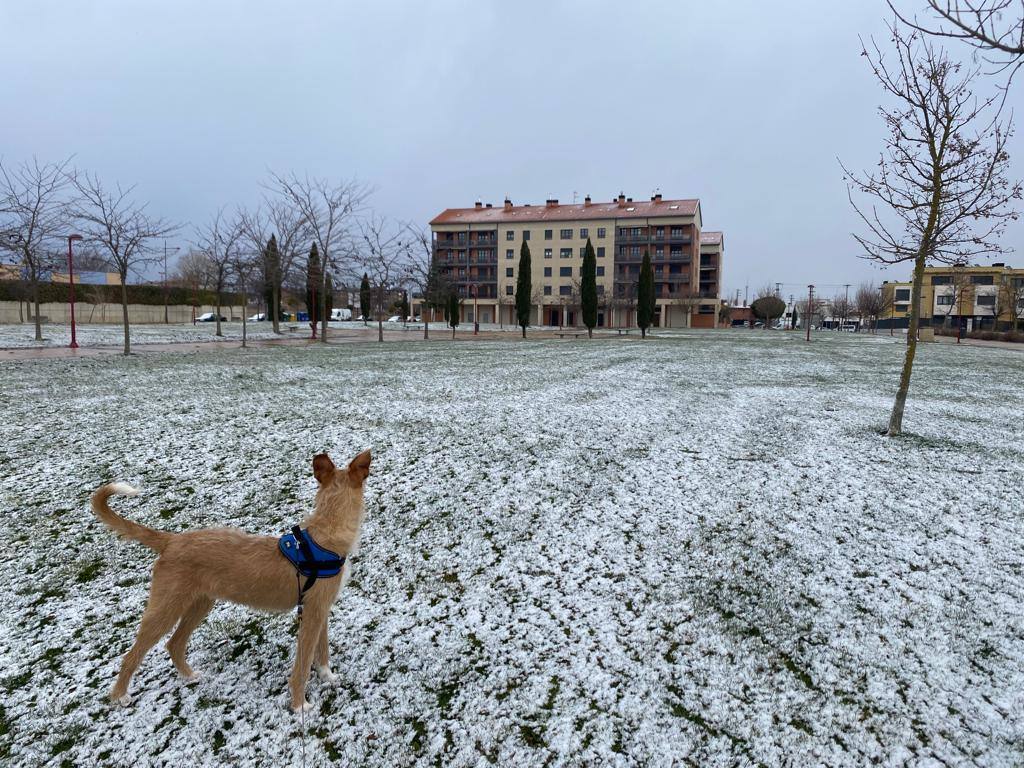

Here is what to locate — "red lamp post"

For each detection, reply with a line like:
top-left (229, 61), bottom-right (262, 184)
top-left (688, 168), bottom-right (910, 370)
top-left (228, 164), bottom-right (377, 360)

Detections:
top-left (472, 283), bottom-right (479, 335)
top-left (67, 234), bottom-right (83, 349)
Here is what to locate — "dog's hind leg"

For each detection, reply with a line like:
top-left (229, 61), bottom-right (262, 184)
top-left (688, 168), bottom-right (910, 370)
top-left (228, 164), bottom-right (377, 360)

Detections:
top-left (109, 573), bottom-right (181, 705)
top-left (165, 596), bottom-right (214, 681)
top-left (314, 620), bottom-right (338, 684)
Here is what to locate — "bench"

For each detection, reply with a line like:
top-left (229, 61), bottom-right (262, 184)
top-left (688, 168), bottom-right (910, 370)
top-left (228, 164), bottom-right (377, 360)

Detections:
top-left (616, 328), bottom-right (632, 335)
top-left (285, 324), bottom-right (299, 333)
top-left (557, 331), bottom-right (586, 339)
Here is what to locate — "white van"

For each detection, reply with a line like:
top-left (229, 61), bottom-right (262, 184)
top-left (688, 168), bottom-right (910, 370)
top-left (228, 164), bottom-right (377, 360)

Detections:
top-left (330, 308), bottom-right (352, 321)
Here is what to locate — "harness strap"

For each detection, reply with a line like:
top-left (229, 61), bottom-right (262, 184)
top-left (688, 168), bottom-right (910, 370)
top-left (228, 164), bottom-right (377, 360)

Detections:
top-left (292, 525), bottom-right (320, 597)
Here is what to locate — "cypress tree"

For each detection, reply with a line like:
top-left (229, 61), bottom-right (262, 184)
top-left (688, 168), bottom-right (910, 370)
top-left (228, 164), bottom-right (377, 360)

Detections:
top-left (581, 237), bottom-right (598, 338)
top-left (637, 249), bottom-right (655, 339)
top-left (448, 291), bottom-right (461, 338)
top-left (305, 243), bottom-right (321, 334)
top-left (515, 241), bottom-right (532, 338)
top-left (359, 273), bottom-right (371, 326)
top-left (262, 235), bottom-right (278, 322)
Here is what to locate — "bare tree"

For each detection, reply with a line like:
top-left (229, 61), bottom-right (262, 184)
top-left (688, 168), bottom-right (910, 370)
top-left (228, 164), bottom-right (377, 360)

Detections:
top-left (841, 22), bottom-right (1021, 436)
top-left (359, 215), bottom-right (408, 342)
top-left (231, 235), bottom-right (260, 349)
top-left (0, 157), bottom-right (73, 341)
top-left (890, 1), bottom-right (1024, 77)
top-left (175, 248), bottom-right (215, 291)
top-left (269, 173), bottom-right (369, 342)
top-left (830, 293), bottom-right (852, 330)
top-left (855, 282), bottom-right (891, 332)
top-left (70, 171), bottom-right (176, 355)
top-left (403, 223), bottom-right (443, 340)
top-left (193, 209), bottom-right (242, 337)
top-left (997, 273), bottom-right (1024, 329)
top-left (671, 287), bottom-right (701, 328)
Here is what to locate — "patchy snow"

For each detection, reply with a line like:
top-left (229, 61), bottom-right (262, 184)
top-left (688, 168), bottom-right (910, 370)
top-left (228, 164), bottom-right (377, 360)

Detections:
top-left (1, 330), bottom-right (1022, 766)
top-left (0, 321), bottom-right (293, 349)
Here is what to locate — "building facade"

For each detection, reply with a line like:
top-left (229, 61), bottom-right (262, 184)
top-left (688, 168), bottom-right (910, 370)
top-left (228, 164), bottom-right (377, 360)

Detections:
top-left (426, 193), bottom-right (723, 328)
top-left (881, 264), bottom-right (1024, 330)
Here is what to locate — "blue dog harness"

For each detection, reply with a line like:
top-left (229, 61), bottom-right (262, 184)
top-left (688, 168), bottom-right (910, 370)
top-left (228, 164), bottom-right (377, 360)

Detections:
top-left (278, 526), bottom-right (345, 616)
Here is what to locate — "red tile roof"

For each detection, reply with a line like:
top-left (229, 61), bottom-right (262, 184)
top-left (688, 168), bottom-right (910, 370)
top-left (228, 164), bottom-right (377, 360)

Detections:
top-left (430, 198), bottom-right (700, 226)
top-left (700, 231), bottom-right (723, 246)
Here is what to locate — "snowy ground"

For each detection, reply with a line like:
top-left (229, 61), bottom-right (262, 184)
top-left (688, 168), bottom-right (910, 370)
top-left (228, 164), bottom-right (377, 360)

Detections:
top-left (0, 322), bottom-right (287, 348)
top-left (1, 330), bottom-right (1022, 767)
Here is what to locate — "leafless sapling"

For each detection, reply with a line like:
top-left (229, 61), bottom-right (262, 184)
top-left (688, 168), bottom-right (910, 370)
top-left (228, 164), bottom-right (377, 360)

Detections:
top-left (841, 21), bottom-right (1021, 435)
top-left (70, 170), bottom-right (177, 355)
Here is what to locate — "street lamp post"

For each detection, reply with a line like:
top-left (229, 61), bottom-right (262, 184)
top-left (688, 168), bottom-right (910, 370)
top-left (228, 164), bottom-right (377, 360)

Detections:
top-left (806, 284), bottom-right (814, 343)
top-left (67, 234), bottom-right (83, 349)
top-left (163, 241), bottom-right (180, 324)
top-left (473, 284), bottom-right (479, 335)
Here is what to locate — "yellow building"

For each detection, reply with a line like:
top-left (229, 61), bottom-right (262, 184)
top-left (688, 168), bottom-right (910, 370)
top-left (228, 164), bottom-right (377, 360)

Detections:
top-left (427, 193), bottom-right (723, 328)
top-left (881, 263), bottom-right (1024, 330)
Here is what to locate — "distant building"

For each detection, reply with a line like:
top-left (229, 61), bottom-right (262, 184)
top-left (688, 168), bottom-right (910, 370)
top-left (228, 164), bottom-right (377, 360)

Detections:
top-left (881, 263), bottom-right (1024, 331)
top-left (425, 192), bottom-right (724, 328)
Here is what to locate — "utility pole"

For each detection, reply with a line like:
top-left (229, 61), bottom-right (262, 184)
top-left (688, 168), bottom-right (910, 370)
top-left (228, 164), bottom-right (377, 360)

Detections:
top-left (844, 283), bottom-right (851, 331)
top-left (789, 294), bottom-right (794, 330)
top-left (775, 282), bottom-right (782, 296)
top-left (806, 285), bottom-right (814, 342)
top-left (162, 241), bottom-right (180, 324)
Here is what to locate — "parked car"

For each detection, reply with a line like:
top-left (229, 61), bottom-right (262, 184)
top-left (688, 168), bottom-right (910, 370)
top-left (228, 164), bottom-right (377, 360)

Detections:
top-left (386, 315), bottom-right (403, 323)
top-left (196, 312), bottom-right (226, 322)
top-left (330, 308), bottom-right (352, 321)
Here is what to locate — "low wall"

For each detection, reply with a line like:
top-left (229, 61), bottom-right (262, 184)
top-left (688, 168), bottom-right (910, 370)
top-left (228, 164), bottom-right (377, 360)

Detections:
top-left (0, 301), bottom-right (247, 325)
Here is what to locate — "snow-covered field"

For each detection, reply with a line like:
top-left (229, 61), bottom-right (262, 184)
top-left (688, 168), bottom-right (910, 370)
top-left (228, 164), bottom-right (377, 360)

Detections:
top-left (1, 331), bottom-right (1022, 766)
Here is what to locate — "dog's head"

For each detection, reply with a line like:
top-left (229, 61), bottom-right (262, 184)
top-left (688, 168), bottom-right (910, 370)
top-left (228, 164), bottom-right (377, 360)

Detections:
top-left (312, 449), bottom-right (371, 490)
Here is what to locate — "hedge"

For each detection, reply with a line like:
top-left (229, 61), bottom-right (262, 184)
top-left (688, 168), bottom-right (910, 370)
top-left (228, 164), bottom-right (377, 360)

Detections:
top-left (0, 280), bottom-right (242, 307)
top-left (933, 326), bottom-right (1024, 343)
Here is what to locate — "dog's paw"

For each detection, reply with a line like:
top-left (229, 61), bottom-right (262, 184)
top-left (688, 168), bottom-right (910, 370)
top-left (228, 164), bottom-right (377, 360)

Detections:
top-left (316, 666), bottom-right (339, 685)
top-left (110, 692), bottom-right (133, 707)
top-left (291, 699), bottom-right (314, 714)
top-left (181, 671), bottom-right (201, 685)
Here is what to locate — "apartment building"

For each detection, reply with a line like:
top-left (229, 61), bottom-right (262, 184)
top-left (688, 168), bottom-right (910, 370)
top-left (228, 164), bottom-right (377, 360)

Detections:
top-left (426, 192), bottom-right (723, 328)
top-left (881, 263), bottom-right (1024, 330)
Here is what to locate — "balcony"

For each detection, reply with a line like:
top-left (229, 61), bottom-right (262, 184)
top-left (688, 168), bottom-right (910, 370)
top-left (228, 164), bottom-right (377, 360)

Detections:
top-left (615, 233), bottom-right (692, 245)
top-left (616, 253), bottom-right (691, 265)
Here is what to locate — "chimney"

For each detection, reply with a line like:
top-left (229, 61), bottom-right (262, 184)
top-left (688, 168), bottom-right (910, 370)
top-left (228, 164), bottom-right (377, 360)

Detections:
top-left (617, 193), bottom-right (626, 207)
top-left (474, 201), bottom-right (482, 209)
top-left (651, 193), bottom-right (662, 203)
top-left (584, 195), bottom-right (592, 207)
top-left (485, 203), bottom-right (492, 209)
top-left (504, 198), bottom-right (513, 211)
top-left (545, 198), bottom-right (558, 208)
top-left (626, 197), bottom-right (633, 203)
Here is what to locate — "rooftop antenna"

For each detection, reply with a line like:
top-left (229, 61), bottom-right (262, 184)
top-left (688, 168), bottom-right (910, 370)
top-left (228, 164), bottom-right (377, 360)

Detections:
top-left (572, 190), bottom-right (578, 204)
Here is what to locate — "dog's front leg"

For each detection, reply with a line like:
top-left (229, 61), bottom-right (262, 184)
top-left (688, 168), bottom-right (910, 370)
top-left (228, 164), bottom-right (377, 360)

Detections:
top-left (289, 608), bottom-right (324, 713)
top-left (314, 619), bottom-right (338, 684)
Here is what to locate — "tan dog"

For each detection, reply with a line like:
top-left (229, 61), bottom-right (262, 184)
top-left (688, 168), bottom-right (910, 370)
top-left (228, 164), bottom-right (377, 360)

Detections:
top-left (91, 450), bottom-right (370, 713)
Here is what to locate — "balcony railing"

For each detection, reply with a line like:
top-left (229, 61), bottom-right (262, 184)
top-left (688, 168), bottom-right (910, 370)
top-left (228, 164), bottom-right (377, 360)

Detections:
top-left (615, 233), bottom-right (692, 245)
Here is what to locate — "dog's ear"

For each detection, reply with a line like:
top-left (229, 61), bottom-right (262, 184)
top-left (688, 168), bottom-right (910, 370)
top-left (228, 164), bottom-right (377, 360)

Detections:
top-left (312, 453), bottom-right (336, 485)
top-left (348, 449), bottom-right (371, 484)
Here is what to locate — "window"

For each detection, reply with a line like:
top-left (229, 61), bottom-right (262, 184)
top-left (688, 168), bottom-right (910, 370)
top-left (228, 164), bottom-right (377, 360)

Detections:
top-left (560, 228), bottom-right (573, 239)
top-left (544, 229), bottom-right (553, 240)
top-left (655, 227), bottom-right (664, 238)
top-left (631, 246), bottom-right (641, 256)
top-left (895, 288), bottom-right (910, 301)
top-left (523, 230), bottom-right (530, 241)
top-left (597, 285), bottom-right (605, 295)
top-left (670, 227), bottom-right (683, 238)
top-left (544, 285), bottom-right (552, 296)
top-left (544, 267), bottom-right (552, 277)
top-left (559, 285), bottom-right (572, 296)
top-left (656, 246), bottom-right (664, 258)
top-left (506, 268), bottom-right (514, 277)
top-left (972, 275), bottom-right (994, 285)
top-left (506, 230), bottom-right (515, 241)
top-left (506, 249), bottom-right (514, 260)
top-left (596, 266), bottom-right (605, 277)
top-left (931, 275), bottom-right (951, 285)
top-left (597, 247), bottom-right (605, 258)
top-left (631, 227), bottom-right (642, 237)
top-left (580, 228), bottom-right (588, 239)
top-left (560, 266), bottom-right (572, 277)
top-left (580, 247), bottom-right (586, 257)
top-left (544, 248), bottom-right (553, 259)
top-left (597, 228), bottom-right (606, 239)
top-left (560, 248), bottom-right (572, 258)
top-left (977, 294), bottom-right (996, 305)
top-left (505, 285), bottom-right (513, 295)
top-left (937, 295), bottom-right (954, 306)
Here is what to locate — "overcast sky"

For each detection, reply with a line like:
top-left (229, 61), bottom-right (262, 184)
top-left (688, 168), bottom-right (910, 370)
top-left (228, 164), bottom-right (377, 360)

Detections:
top-left (2, 1), bottom-right (1022, 302)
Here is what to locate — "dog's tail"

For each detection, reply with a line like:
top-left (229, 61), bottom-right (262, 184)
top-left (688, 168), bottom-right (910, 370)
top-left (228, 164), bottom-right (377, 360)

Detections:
top-left (91, 483), bottom-right (172, 553)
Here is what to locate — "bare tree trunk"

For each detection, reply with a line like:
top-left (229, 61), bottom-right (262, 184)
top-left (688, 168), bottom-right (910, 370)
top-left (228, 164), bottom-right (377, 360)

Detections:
top-left (888, 250), bottom-right (928, 436)
top-left (320, 271), bottom-right (328, 343)
top-left (272, 282), bottom-right (281, 334)
top-left (120, 280), bottom-right (131, 356)
top-left (378, 316), bottom-right (383, 343)
top-left (241, 288), bottom-right (248, 349)
top-left (215, 284), bottom-right (223, 337)
top-left (32, 278), bottom-right (42, 341)
top-left (423, 312), bottom-right (429, 340)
